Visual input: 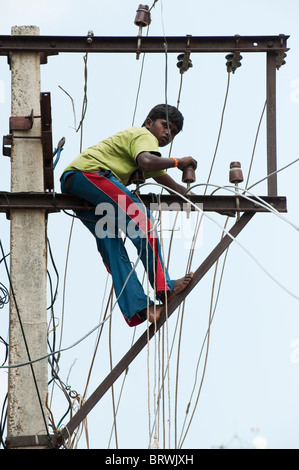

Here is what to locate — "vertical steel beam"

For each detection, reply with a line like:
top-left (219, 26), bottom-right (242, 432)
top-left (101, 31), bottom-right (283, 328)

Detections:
top-left (266, 52), bottom-right (278, 196)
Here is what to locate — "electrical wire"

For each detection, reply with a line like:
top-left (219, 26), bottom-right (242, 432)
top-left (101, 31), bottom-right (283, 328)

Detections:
top-left (0, 393), bottom-right (7, 449)
top-left (0, 336), bottom-right (8, 367)
top-left (0, 251), bottom-right (10, 310)
top-left (0, 225), bottom-right (156, 370)
top-left (204, 72), bottom-right (231, 194)
top-left (177, 95), bottom-right (289, 447)
top-left (56, 50), bottom-right (298, 452)
top-left (167, 65), bottom-right (233, 448)
top-left (245, 100), bottom-right (267, 189)
top-left (178, 221), bottom-right (230, 448)
top-left (146, 175), bottom-right (298, 446)
top-left (136, 182), bottom-right (299, 301)
top-left (48, 52), bottom-right (91, 444)
top-left (3, 20), bottom-right (292, 449)
top-left (3, 178), bottom-right (295, 444)
top-left (206, 181), bottom-right (299, 232)
top-left (131, 0), bottom-right (160, 126)
top-left (0, 238), bottom-right (51, 441)
top-left (247, 157), bottom-right (299, 191)
top-left (132, 163), bottom-right (298, 448)
top-left (0, 283), bottom-right (9, 310)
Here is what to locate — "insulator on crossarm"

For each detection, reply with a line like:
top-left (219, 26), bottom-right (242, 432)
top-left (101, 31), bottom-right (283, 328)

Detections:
top-left (276, 51), bottom-right (287, 70)
top-left (130, 169), bottom-right (145, 194)
top-left (226, 52), bottom-right (242, 73)
top-left (182, 165), bottom-right (196, 219)
top-left (177, 52), bottom-right (193, 74)
top-left (134, 4), bottom-right (151, 28)
top-left (182, 165), bottom-right (196, 185)
top-left (86, 30), bottom-right (94, 45)
top-left (229, 161), bottom-right (243, 220)
top-left (134, 4), bottom-right (151, 59)
top-left (229, 161), bottom-right (244, 184)
top-left (131, 169), bottom-right (145, 185)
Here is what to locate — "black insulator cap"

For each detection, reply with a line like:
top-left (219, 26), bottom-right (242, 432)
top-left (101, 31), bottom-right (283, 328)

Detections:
top-left (226, 52), bottom-right (243, 73)
top-left (177, 53), bottom-right (193, 74)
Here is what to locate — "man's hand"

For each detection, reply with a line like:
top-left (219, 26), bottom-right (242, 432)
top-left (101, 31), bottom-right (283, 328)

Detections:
top-left (177, 156), bottom-right (197, 171)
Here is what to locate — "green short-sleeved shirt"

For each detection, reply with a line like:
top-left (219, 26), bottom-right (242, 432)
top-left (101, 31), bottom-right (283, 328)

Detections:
top-left (61, 126), bottom-right (166, 186)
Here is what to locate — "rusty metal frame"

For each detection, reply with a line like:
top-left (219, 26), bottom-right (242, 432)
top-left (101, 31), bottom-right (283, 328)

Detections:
top-left (0, 33), bottom-right (289, 197)
top-left (3, 92), bottom-right (54, 190)
top-left (40, 92), bottom-right (54, 191)
top-left (1, 33), bottom-right (289, 449)
top-left (267, 52), bottom-right (278, 196)
top-left (0, 192), bottom-right (287, 215)
top-left (0, 34), bottom-right (289, 54)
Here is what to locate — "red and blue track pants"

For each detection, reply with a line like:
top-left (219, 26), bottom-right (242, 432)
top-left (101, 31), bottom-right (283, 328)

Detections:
top-left (60, 170), bottom-right (175, 326)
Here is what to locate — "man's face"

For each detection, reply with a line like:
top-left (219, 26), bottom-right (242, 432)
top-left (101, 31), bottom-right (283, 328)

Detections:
top-left (145, 118), bottom-right (179, 147)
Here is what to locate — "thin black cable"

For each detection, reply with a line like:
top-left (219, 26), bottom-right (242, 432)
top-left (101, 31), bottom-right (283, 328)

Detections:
top-left (46, 237), bottom-right (73, 427)
top-left (47, 238), bottom-right (59, 310)
top-left (0, 336), bottom-right (9, 367)
top-left (204, 72), bottom-right (231, 195)
top-left (0, 251), bottom-right (10, 309)
top-left (47, 267), bottom-right (60, 383)
top-left (0, 283), bottom-right (9, 309)
top-left (0, 238), bottom-right (51, 441)
top-left (0, 393), bottom-right (7, 449)
top-left (0, 251), bottom-right (10, 265)
top-left (76, 53), bottom-right (88, 134)
top-left (149, 0), bottom-right (159, 10)
top-left (164, 41), bottom-right (170, 134)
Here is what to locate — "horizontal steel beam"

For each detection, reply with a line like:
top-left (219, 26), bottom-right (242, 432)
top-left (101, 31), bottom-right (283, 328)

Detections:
top-left (0, 35), bottom-right (289, 55)
top-left (0, 192), bottom-right (287, 214)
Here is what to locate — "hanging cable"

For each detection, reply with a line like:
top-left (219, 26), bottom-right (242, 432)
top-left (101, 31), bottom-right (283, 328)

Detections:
top-left (0, 393), bottom-right (7, 449)
top-left (175, 72), bottom-right (270, 447)
top-left (0, 283), bottom-right (9, 310)
top-left (135, 182), bottom-right (299, 301)
top-left (178, 219), bottom-right (230, 449)
top-left (245, 100), bottom-right (267, 189)
top-left (178, 94), bottom-right (289, 447)
top-left (204, 72), bottom-right (231, 194)
top-left (108, 292), bottom-right (119, 449)
top-left (0, 238), bottom-right (51, 441)
top-left (134, 4), bottom-right (151, 60)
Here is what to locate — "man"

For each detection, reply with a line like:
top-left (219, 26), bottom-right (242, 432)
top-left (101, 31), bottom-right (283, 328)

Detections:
top-left (60, 104), bottom-right (197, 326)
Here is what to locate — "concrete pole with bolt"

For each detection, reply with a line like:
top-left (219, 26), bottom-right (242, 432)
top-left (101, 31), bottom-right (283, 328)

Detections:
top-left (7, 25), bottom-right (49, 448)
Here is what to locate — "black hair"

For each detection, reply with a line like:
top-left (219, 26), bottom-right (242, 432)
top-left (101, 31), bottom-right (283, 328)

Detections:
top-left (143, 104), bottom-right (184, 132)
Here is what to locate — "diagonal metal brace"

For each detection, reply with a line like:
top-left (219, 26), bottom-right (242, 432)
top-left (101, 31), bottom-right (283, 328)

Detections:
top-left (53, 211), bottom-right (255, 448)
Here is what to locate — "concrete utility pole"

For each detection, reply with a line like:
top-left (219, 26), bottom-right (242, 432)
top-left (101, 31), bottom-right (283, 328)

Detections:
top-left (7, 26), bottom-right (48, 447)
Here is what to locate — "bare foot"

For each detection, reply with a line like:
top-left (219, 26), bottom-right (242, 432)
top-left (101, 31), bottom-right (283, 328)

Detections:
top-left (138, 273), bottom-right (193, 324)
top-left (138, 303), bottom-right (164, 324)
top-left (166, 272), bottom-right (194, 302)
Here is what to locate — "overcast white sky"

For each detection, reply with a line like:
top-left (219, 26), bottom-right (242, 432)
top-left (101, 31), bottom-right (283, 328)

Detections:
top-left (1, 0), bottom-right (299, 450)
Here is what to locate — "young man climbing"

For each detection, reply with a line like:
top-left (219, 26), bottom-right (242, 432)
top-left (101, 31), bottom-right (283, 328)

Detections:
top-left (60, 104), bottom-right (197, 327)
